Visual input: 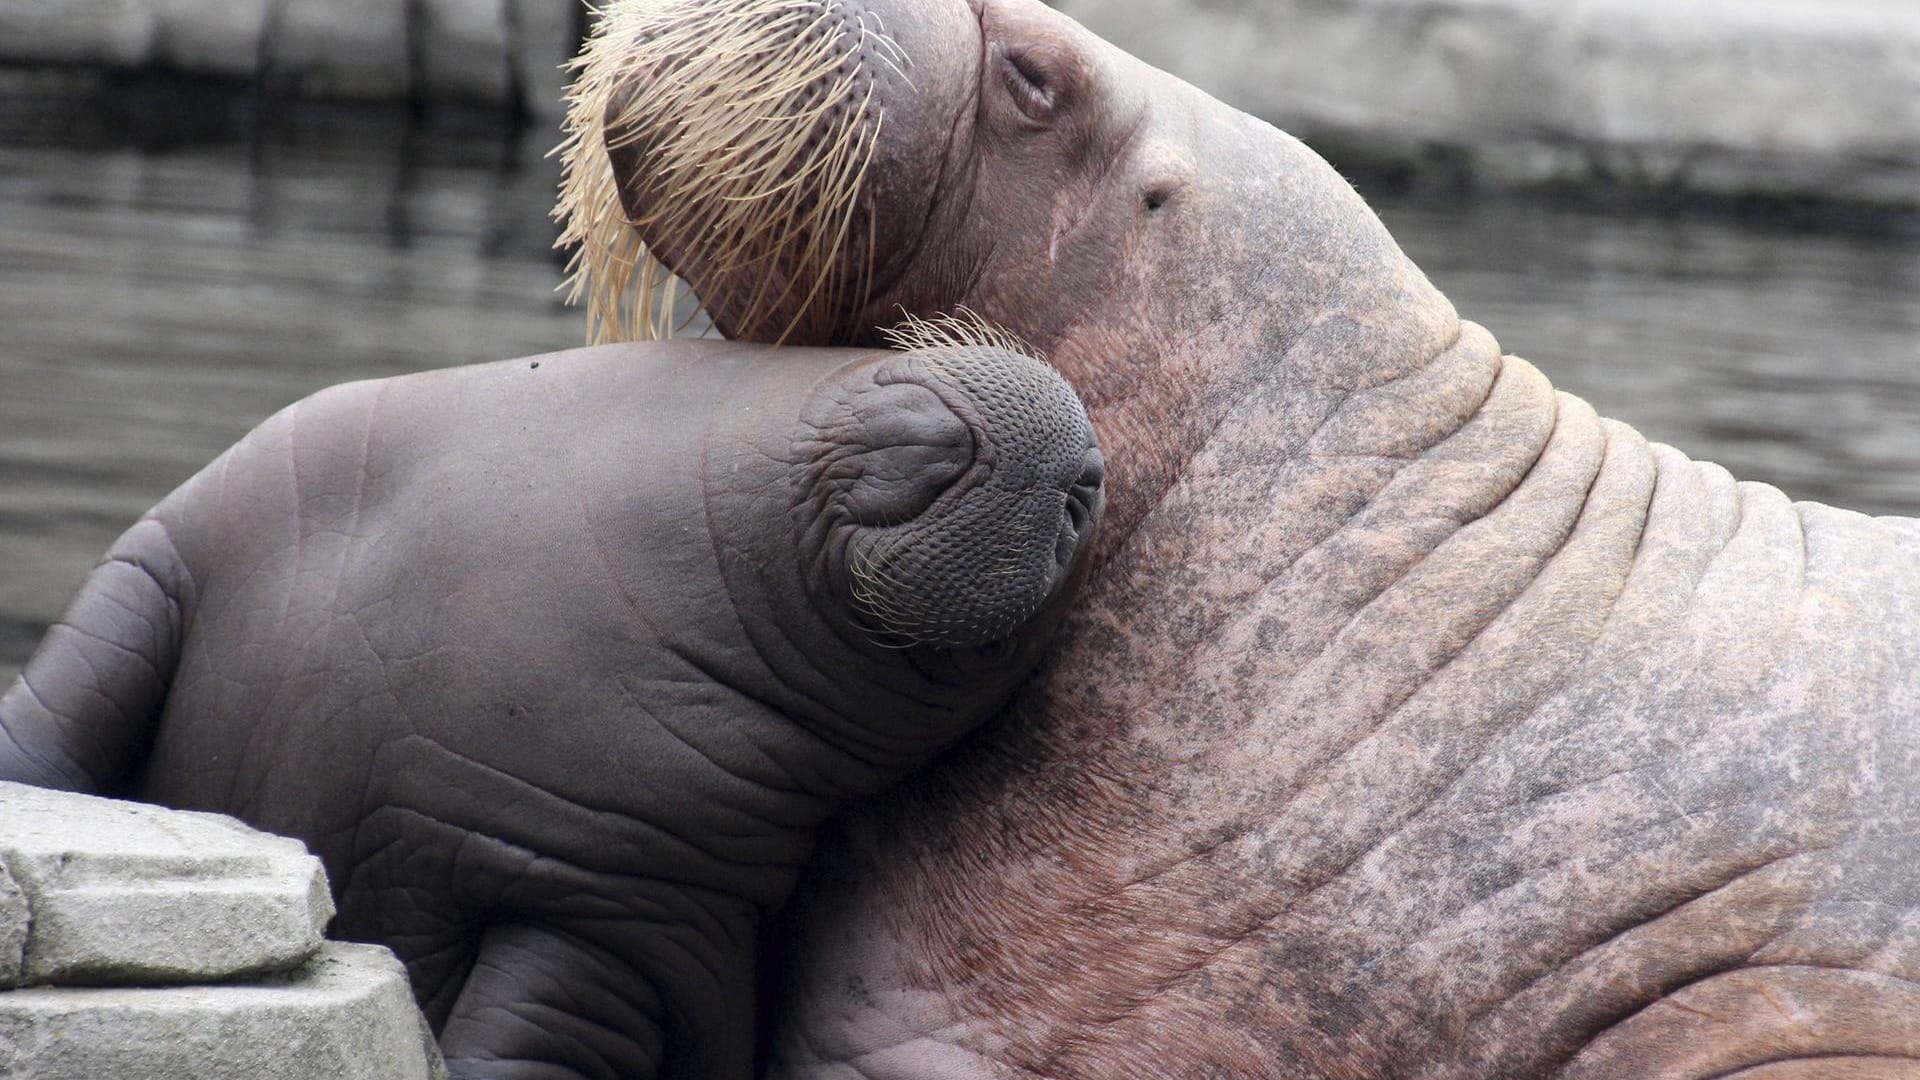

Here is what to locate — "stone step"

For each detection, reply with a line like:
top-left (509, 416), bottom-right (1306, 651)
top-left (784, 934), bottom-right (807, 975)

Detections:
top-left (0, 941), bottom-right (448, 1080)
top-left (0, 0), bottom-right (585, 115)
top-left (0, 782), bottom-right (332, 988)
top-left (1056, 0), bottom-right (1920, 207)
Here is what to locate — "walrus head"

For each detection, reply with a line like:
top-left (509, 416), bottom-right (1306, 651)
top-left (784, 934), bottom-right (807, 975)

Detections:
top-left (557, 0), bottom-right (1446, 553)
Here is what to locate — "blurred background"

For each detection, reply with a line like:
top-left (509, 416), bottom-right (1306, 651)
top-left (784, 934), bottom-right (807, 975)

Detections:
top-left (1, 0), bottom-right (1917, 685)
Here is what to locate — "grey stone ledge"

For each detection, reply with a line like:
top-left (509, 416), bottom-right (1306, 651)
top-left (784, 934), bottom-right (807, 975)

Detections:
top-left (0, 941), bottom-right (447, 1080)
top-left (0, 782), bottom-right (333, 989)
top-left (0, 0), bottom-right (569, 111)
top-left (1057, 0), bottom-right (1920, 207)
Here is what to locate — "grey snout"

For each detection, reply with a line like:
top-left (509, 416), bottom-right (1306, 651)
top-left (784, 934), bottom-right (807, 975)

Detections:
top-left (798, 345), bottom-right (1103, 649)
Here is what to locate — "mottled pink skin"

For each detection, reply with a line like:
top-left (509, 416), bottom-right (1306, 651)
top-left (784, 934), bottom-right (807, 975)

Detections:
top-left (769, 338), bottom-right (1920, 1078)
top-left (623, 1), bottom-right (1920, 1074)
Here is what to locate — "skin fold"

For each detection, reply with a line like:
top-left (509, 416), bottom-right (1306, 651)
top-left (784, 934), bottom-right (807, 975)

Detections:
top-left (594, 1), bottom-right (1920, 1076)
top-left (0, 338), bottom-right (1104, 1079)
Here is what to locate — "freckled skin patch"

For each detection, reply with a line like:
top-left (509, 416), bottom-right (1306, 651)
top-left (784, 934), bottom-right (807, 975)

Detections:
top-left (587, 0), bottom-right (1920, 1076)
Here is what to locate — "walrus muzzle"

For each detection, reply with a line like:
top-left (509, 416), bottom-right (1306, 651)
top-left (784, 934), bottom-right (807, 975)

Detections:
top-left (556, 0), bottom-right (909, 344)
top-left (795, 334), bottom-right (1104, 648)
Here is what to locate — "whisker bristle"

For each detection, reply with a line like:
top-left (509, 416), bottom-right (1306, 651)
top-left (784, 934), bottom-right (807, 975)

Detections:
top-left (553, 0), bottom-right (895, 344)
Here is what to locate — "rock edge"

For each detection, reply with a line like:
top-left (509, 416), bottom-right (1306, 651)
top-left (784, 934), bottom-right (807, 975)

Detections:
top-left (0, 781), bottom-right (333, 988)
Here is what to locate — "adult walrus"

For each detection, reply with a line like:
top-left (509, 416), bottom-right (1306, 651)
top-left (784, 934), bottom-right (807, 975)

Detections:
top-left (564, 0), bottom-right (1920, 1076)
top-left (0, 333), bottom-right (1105, 1078)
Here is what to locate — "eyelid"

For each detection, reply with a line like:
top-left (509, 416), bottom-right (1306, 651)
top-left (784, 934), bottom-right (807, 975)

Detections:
top-left (1006, 47), bottom-right (1048, 91)
top-left (999, 45), bottom-right (1057, 120)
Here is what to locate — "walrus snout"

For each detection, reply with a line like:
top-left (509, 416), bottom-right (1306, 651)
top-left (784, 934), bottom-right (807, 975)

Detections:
top-left (795, 343), bottom-right (1102, 649)
top-left (557, 0), bottom-right (977, 343)
top-left (560, 0), bottom-right (922, 342)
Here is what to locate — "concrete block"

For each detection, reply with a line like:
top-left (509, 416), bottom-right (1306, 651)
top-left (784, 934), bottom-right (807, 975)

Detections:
top-left (1054, 0), bottom-right (1920, 207)
top-left (150, 0), bottom-right (271, 79)
top-left (265, 0), bottom-right (410, 102)
top-left (0, 0), bottom-right (263, 77)
top-left (0, 862), bottom-right (24, 989)
top-left (0, 0), bottom-right (157, 68)
top-left (0, 782), bottom-right (332, 989)
top-left (513, 0), bottom-right (585, 120)
top-left (0, 942), bottom-right (448, 1080)
top-left (419, 0), bottom-right (513, 107)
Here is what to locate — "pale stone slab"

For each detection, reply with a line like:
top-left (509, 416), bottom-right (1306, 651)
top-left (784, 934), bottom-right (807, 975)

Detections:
top-left (0, 0), bottom-right (549, 108)
top-left (0, 862), bottom-right (23, 989)
top-left (514, 0), bottom-right (584, 120)
top-left (264, 0), bottom-right (409, 102)
top-left (0, 0), bottom-right (263, 76)
top-left (0, 942), bottom-right (448, 1080)
top-left (419, 0), bottom-right (513, 107)
top-left (0, 0), bottom-right (156, 68)
top-left (1056, 0), bottom-right (1920, 207)
top-left (0, 782), bottom-right (333, 988)
top-left (149, 0), bottom-right (269, 78)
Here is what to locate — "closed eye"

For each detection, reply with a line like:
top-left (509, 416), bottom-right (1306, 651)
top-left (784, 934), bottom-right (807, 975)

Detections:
top-left (1000, 46), bottom-right (1057, 121)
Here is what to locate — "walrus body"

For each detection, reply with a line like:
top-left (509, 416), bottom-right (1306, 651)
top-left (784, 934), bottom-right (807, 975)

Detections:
top-left (0, 337), bottom-right (1105, 1078)
top-left (775, 340), bottom-right (1920, 1079)
top-left (571, 0), bottom-right (1920, 1075)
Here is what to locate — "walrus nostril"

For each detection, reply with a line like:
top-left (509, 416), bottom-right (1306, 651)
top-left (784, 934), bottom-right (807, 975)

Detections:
top-left (1065, 496), bottom-right (1090, 541)
top-left (1057, 449), bottom-right (1106, 568)
top-left (973, 637), bottom-right (1016, 664)
top-left (1072, 452), bottom-right (1106, 507)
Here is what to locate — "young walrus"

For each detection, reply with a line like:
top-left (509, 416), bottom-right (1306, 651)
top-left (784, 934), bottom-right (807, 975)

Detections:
top-left (565, 1), bottom-right (1920, 1077)
top-left (0, 331), bottom-right (1105, 1079)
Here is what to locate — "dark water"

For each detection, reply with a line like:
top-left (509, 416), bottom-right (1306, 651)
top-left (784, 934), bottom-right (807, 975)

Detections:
top-left (3, 116), bottom-right (1918, 685)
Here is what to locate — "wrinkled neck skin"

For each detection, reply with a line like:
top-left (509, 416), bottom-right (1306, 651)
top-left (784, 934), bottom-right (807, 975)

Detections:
top-left (862, 44), bottom-right (1461, 575)
top-left (768, 125), bottom-right (1920, 1080)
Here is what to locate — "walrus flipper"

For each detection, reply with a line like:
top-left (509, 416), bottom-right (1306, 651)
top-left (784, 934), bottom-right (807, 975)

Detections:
top-left (0, 516), bottom-right (186, 793)
top-left (436, 921), bottom-right (692, 1080)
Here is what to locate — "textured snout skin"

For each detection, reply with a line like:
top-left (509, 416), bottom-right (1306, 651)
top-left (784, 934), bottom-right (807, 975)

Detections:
top-left (0, 338), bottom-right (1102, 1080)
top-left (798, 345), bottom-right (1105, 648)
